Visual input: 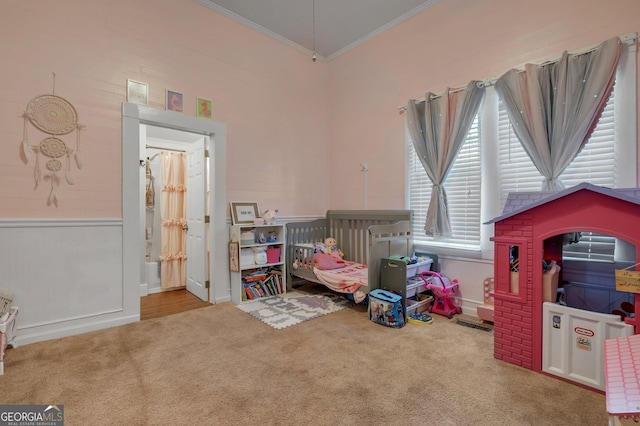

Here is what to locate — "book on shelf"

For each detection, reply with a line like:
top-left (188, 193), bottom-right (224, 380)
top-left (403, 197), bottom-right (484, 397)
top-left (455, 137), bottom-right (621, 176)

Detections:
top-left (240, 265), bottom-right (285, 300)
top-left (244, 286), bottom-right (254, 300)
top-left (259, 281), bottom-right (271, 297)
top-left (265, 276), bottom-right (278, 295)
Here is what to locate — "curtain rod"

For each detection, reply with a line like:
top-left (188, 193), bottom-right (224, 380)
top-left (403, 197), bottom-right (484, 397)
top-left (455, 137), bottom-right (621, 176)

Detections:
top-left (145, 145), bottom-right (185, 153)
top-left (398, 32), bottom-right (637, 113)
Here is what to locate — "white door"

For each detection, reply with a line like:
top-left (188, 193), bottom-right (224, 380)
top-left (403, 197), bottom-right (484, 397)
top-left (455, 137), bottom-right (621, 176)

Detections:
top-left (186, 137), bottom-right (208, 301)
top-left (542, 302), bottom-right (633, 391)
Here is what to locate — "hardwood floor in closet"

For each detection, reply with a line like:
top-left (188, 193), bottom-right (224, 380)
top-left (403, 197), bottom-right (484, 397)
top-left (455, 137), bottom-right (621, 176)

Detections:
top-left (141, 289), bottom-right (210, 320)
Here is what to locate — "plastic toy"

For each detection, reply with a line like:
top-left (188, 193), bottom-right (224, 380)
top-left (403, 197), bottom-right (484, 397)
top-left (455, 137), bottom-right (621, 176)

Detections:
top-left (408, 312), bottom-right (434, 325)
top-left (476, 277), bottom-right (495, 323)
top-left (419, 271), bottom-right (462, 319)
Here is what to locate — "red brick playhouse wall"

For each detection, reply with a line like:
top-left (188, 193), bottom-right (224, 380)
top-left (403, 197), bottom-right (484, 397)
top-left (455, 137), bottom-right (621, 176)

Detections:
top-left (493, 213), bottom-right (535, 370)
top-left (492, 190), bottom-right (640, 374)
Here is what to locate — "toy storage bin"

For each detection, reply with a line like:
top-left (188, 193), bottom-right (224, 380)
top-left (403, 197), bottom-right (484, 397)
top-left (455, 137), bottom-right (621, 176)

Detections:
top-left (406, 294), bottom-right (433, 314)
top-left (369, 289), bottom-right (405, 328)
top-left (266, 247), bottom-right (281, 264)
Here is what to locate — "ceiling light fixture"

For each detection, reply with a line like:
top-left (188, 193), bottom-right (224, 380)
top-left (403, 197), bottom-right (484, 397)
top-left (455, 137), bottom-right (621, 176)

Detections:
top-left (311, 0), bottom-right (317, 62)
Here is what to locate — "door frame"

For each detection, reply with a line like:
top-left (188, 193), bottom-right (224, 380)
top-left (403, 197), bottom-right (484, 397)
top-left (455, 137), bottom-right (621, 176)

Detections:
top-left (122, 103), bottom-right (228, 311)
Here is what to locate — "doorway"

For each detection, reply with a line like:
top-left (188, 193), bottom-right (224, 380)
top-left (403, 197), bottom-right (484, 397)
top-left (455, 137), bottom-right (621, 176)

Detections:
top-left (121, 103), bottom-right (229, 318)
top-left (143, 126), bottom-right (208, 301)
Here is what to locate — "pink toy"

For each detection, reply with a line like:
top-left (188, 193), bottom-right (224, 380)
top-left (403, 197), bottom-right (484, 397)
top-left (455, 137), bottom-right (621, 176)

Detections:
top-left (420, 271), bottom-right (462, 319)
top-left (476, 277), bottom-right (495, 323)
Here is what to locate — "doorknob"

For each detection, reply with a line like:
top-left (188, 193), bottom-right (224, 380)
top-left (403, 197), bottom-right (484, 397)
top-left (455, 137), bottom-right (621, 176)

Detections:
top-left (182, 224), bottom-right (189, 231)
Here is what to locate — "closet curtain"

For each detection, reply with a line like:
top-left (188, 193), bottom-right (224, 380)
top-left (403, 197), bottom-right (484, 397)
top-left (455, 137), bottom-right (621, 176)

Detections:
top-left (406, 80), bottom-right (485, 238)
top-left (160, 152), bottom-right (187, 289)
top-left (494, 37), bottom-right (621, 191)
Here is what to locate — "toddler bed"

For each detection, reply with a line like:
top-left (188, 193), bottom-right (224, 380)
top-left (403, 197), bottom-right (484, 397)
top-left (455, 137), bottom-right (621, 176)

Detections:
top-left (286, 210), bottom-right (413, 303)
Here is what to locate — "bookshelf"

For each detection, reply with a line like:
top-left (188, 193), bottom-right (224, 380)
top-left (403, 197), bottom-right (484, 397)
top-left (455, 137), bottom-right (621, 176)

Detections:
top-left (229, 223), bottom-right (286, 304)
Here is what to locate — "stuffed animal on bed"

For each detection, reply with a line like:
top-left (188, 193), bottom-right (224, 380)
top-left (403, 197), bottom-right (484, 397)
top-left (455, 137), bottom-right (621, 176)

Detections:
top-left (324, 237), bottom-right (344, 259)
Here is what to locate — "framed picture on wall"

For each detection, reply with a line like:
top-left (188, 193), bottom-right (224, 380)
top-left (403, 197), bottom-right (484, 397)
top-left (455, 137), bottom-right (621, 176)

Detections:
top-left (230, 202), bottom-right (260, 225)
top-left (166, 90), bottom-right (183, 112)
top-left (197, 97), bottom-right (212, 119)
top-left (127, 79), bottom-right (148, 105)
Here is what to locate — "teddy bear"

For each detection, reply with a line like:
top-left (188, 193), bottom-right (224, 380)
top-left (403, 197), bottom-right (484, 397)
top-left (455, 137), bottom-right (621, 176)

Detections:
top-left (324, 237), bottom-right (344, 259)
top-left (262, 209), bottom-right (279, 225)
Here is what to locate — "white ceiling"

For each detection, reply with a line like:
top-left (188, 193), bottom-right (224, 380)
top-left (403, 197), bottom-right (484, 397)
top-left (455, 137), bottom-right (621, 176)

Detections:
top-left (194, 0), bottom-right (440, 61)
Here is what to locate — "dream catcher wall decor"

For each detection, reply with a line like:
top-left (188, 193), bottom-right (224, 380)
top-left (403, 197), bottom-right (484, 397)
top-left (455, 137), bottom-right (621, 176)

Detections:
top-left (20, 73), bottom-right (85, 207)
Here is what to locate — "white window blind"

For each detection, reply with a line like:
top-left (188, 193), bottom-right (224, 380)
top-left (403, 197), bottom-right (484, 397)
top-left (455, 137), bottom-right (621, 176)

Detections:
top-left (498, 93), bottom-right (616, 208)
top-left (407, 115), bottom-right (481, 248)
top-left (498, 90), bottom-right (617, 261)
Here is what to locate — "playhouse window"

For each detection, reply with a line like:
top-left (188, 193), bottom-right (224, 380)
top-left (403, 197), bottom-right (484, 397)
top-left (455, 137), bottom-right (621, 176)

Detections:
top-left (492, 238), bottom-right (527, 302)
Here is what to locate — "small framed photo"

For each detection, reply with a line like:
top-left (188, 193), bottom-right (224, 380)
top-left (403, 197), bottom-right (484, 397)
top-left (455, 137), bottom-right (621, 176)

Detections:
top-left (166, 90), bottom-right (183, 112)
top-left (230, 202), bottom-right (260, 225)
top-left (127, 79), bottom-right (148, 105)
top-left (197, 97), bottom-right (212, 119)
top-left (229, 241), bottom-right (240, 272)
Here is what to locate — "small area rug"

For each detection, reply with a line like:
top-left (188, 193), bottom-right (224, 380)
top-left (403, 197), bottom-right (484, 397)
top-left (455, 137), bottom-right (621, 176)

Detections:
top-left (236, 291), bottom-right (354, 329)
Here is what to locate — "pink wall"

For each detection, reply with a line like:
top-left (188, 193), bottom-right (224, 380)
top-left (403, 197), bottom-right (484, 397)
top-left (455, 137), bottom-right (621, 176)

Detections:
top-left (2, 0), bottom-right (637, 218)
top-left (326, 0), bottom-right (640, 209)
top-left (0, 0), bottom-right (329, 218)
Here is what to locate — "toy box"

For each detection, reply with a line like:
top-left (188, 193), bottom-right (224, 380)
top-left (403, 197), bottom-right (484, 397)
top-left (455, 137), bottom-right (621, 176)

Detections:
top-left (369, 289), bottom-right (405, 328)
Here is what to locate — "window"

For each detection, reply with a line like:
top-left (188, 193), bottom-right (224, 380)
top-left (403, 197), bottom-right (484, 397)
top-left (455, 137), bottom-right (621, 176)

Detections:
top-left (498, 93), bottom-right (616, 209)
top-left (406, 115), bottom-right (481, 249)
top-left (498, 93), bottom-right (617, 262)
top-left (406, 40), bottom-right (636, 258)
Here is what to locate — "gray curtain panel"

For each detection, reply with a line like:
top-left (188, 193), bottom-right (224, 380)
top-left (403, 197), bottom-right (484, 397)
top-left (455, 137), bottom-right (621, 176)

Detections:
top-left (406, 81), bottom-right (485, 238)
top-left (495, 37), bottom-right (621, 191)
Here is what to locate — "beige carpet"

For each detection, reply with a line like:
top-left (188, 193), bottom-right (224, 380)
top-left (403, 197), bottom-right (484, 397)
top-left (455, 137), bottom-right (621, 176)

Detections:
top-left (1, 288), bottom-right (607, 425)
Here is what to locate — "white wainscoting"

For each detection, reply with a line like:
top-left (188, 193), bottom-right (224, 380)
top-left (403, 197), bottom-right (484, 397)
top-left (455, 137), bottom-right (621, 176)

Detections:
top-left (0, 219), bottom-right (138, 345)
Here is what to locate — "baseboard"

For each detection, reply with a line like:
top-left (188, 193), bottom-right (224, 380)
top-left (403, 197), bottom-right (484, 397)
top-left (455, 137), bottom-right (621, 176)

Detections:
top-left (214, 295), bottom-right (231, 304)
top-left (16, 314), bottom-right (140, 346)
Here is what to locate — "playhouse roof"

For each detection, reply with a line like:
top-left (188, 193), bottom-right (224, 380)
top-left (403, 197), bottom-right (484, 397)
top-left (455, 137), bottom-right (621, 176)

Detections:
top-left (485, 182), bottom-right (640, 224)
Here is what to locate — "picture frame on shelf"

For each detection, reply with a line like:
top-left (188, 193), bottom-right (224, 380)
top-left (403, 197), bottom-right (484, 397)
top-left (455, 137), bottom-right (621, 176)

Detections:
top-left (166, 90), bottom-right (183, 112)
top-left (229, 241), bottom-right (240, 272)
top-left (127, 79), bottom-right (148, 105)
top-left (197, 97), bottom-right (212, 119)
top-left (230, 202), bottom-right (260, 225)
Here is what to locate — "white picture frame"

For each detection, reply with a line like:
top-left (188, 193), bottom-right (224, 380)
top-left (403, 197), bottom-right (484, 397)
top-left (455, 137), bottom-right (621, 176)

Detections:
top-left (127, 79), bottom-right (148, 105)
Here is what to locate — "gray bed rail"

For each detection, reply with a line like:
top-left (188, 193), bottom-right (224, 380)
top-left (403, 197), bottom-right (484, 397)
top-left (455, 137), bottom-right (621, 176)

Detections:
top-left (285, 210), bottom-right (413, 292)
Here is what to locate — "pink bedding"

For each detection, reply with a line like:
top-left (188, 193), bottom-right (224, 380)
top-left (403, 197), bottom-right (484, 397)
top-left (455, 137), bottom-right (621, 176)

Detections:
top-left (313, 261), bottom-right (368, 303)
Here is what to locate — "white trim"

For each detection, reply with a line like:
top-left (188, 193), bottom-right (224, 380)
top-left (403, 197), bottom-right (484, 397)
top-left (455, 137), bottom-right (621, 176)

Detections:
top-left (17, 315), bottom-right (139, 346)
top-left (0, 218), bottom-right (121, 228)
top-left (121, 102), bottom-right (229, 305)
top-left (616, 38), bottom-right (638, 187)
top-left (21, 309), bottom-right (124, 329)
